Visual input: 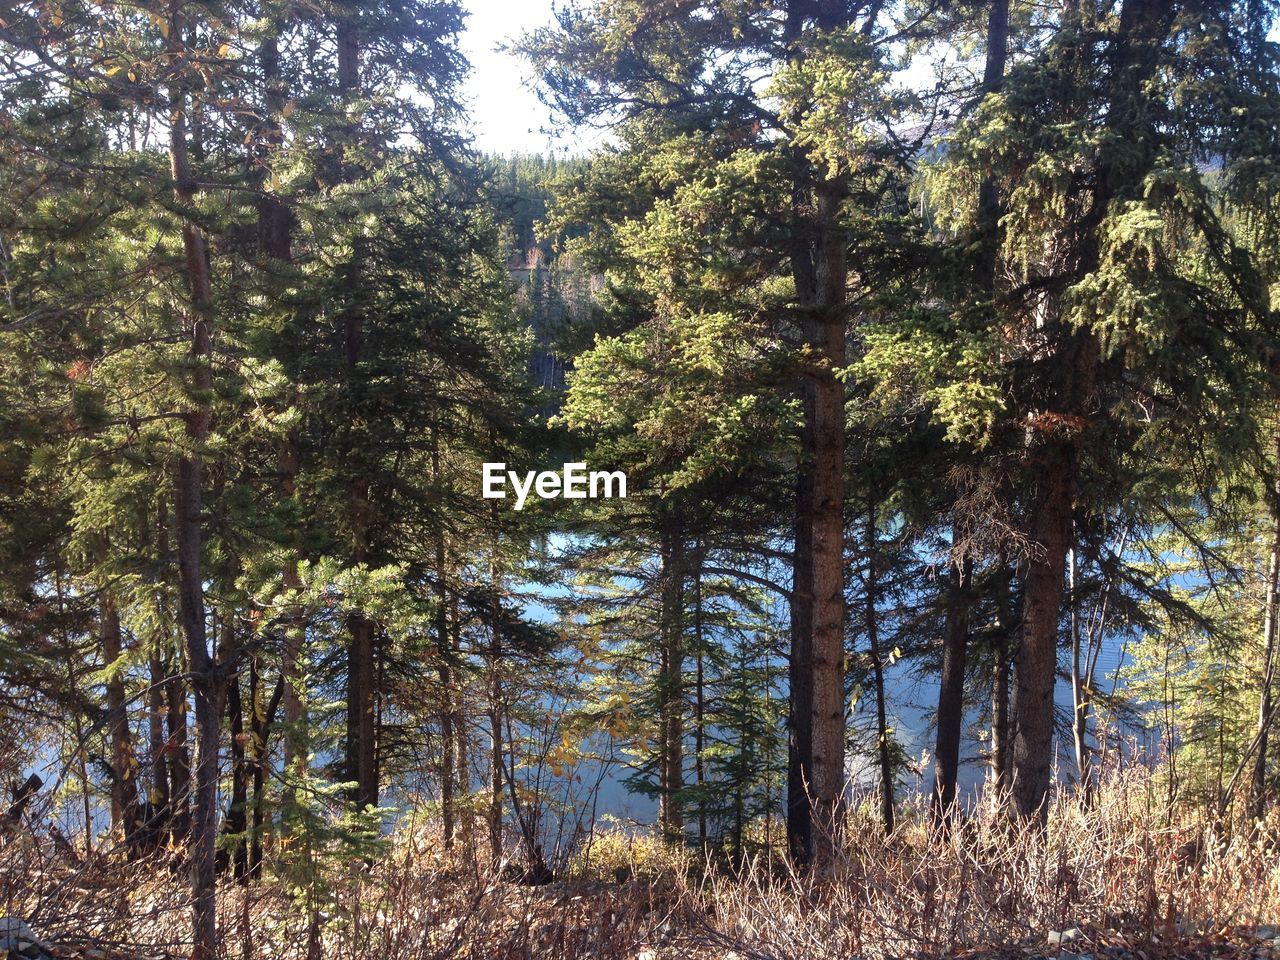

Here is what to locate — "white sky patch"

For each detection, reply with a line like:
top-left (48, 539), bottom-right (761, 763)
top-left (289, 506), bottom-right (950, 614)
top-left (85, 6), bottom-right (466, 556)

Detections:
top-left (457, 2), bottom-right (1280, 157)
top-left (459, 0), bottom-right (593, 156)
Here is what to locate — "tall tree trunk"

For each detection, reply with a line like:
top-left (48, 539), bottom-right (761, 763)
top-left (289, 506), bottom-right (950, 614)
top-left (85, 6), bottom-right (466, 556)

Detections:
top-left (787, 467), bottom-right (815, 863)
top-left (452, 591), bottom-right (470, 849)
top-left (1251, 427), bottom-right (1280, 821)
top-left (991, 565), bottom-right (1014, 795)
top-left (222, 636), bottom-right (249, 881)
top-left (154, 502), bottom-right (183, 840)
top-left (279, 432), bottom-right (306, 816)
top-left (334, 13), bottom-right (379, 815)
top-left (257, 15), bottom-right (304, 831)
top-left (658, 528), bottom-right (685, 838)
top-left (487, 499), bottom-right (503, 867)
top-left (432, 428), bottom-right (457, 848)
top-left (1011, 0), bottom-right (1170, 821)
top-left (166, 649), bottom-right (192, 844)
top-left (864, 500), bottom-right (894, 834)
top-left (55, 572), bottom-right (94, 856)
top-left (1068, 545), bottom-right (1093, 796)
top-left (932, 0), bottom-right (1006, 826)
top-left (693, 544), bottom-right (707, 848)
top-left (992, 643), bottom-right (1012, 795)
top-left (487, 606), bottom-right (502, 867)
top-left (805, 176), bottom-right (848, 867)
top-left (148, 647), bottom-right (170, 818)
top-left (249, 669), bottom-right (284, 878)
top-left (346, 560), bottom-right (378, 811)
top-left (931, 556), bottom-right (972, 823)
top-left (167, 4), bottom-right (226, 950)
top-left (1012, 444), bottom-right (1075, 820)
top-left (100, 578), bottom-right (139, 846)
top-left (783, 0), bottom-right (850, 872)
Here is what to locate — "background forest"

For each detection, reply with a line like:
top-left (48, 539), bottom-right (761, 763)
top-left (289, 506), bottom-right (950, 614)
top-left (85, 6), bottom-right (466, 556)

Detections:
top-left (2, 0), bottom-right (1280, 958)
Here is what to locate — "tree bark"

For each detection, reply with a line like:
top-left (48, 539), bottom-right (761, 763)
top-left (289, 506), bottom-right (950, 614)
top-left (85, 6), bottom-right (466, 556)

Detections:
top-left (991, 636), bottom-right (1012, 795)
top-left (249, 668), bottom-right (284, 878)
top-left (1010, 0), bottom-right (1171, 821)
top-left (481, 492), bottom-right (504, 867)
top-left (931, 0), bottom-right (1007, 826)
top-left (279, 430), bottom-right (306, 813)
top-left (148, 647), bottom-right (170, 818)
top-left (222, 629), bottom-right (249, 880)
top-left (783, 0), bottom-right (850, 872)
top-left (804, 176), bottom-right (849, 869)
top-left (488, 531), bottom-right (504, 867)
top-left (931, 556), bottom-right (972, 823)
top-left (693, 544), bottom-right (707, 848)
top-left (1012, 438), bottom-right (1075, 820)
top-left (255, 9), bottom-right (304, 833)
top-left (658, 528), bottom-right (685, 838)
top-left (432, 427), bottom-right (457, 847)
top-left (451, 590), bottom-right (470, 850)
top-left (1068, 545), bottom-right (1094, 797)
top-left (1251, 427), bottom-right (1280, 821)
top-left (100, 578), bottom-right (139, 846)
top-left (333, 12), bottom-right (379, 815)
top-left (864, 501), bottom-right (894, 834)
top-left (167, 3), bottom-right (226, 948)
top-left (165, 650), bottom-right (192, 845)
top-left (787, 466), bottom-right (815, 863)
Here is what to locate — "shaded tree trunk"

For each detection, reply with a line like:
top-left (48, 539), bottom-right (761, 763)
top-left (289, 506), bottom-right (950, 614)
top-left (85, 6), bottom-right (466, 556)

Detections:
top-left (1010, 0), bottom-right (1171, 821)
top-left (1068, 544), bottom-right (1096, 798)
top-left (155, 502), bottom-right (186, 842)
top-left (990, 563), bottom-right (1015, 795)
top-left (166, 655), bottom-right (192, 845)
top-left (693, 544), bottom-right (707, 848)
top-left (865, 499), bottom-right (894, 834)
top-left (167, 4), bottom-right (226, 948)
top-left (487, 499), bottom-right (503, 867)
top-left (787, 467), bottom-right (815, 863)
top-left (784, 0), bottom-right (850, 871)
top-left (257, 15), bottom-right (304, 833)
top-left (932, 0), bottom-right (1006, 826)
top-left (992, 640), bottom-right (1012, 794)
top-left (432, 428), bottom-right (457, 848)
top-left (452, 590), bottom-right (470, 850)
top-left (249, 668), bottom-right (284, 878)
top-left (658, 528), bottom-right (685, 838)
top-left (336, 12), bottom-right (379, 813)
top-left (804, 176), bottom-right (848, 868)
top-left (932, 556), bottom-right (972, 823)
top-left (100, 578), bottom-right (139, 846)
top-left (148, 647), bottom-right (170, 819)
top-left (1012, 442), bottom-right (1076, 819)
top-left (222, 629), bottom-right (249, 881)
top-left (1251, 428), bottom-right (1280, 821)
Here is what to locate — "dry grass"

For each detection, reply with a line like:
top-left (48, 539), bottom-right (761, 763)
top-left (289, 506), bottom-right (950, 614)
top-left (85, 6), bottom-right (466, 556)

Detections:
top-left (3, 768), bottom-right (1280, 959)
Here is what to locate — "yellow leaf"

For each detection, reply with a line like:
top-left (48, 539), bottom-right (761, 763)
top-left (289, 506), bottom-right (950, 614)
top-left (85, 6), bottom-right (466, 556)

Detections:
top-left (127, 70), bottom-right (136, 82)
top-left (217, 42), bottom-right (230, 57)
top-left (105, 65), bottom-right (123, 77)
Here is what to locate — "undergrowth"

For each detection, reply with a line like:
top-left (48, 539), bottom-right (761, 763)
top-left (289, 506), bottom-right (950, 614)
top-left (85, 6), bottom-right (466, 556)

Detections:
top-left (3, 768), bottom-right (1279, 959)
